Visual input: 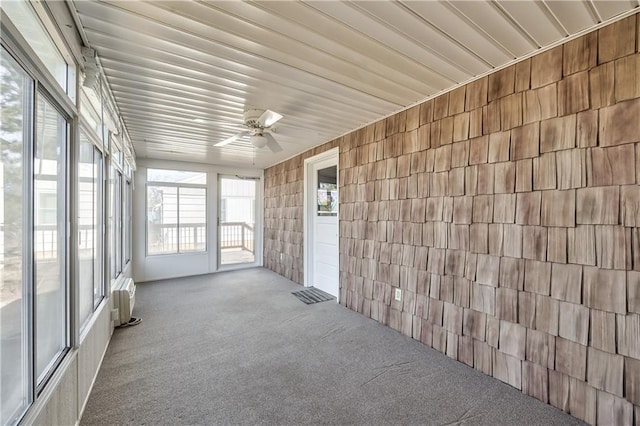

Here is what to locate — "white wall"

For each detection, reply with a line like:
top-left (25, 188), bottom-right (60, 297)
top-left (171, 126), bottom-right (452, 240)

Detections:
top-left (133, 159), bottom-right (264, 282)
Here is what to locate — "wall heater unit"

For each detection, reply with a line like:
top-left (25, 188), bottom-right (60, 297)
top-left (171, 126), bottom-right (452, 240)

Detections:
top-left (112, 278), bottom-right (136, 326)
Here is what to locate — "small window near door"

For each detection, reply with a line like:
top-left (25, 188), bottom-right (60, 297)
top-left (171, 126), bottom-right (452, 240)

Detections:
top-left (317, 166), bottom-right (337, 216)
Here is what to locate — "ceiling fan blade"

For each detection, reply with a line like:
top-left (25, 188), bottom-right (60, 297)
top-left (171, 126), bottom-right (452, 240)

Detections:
top-left (257, 109), bottom-right (283, 128)
top-left (264, 132), bottom-right (283, 153)
top-left (214, 130), bottom-right (249, 147)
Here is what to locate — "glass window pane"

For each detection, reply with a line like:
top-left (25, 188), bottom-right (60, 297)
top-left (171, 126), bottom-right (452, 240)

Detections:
top-left (147, 168), bottom-right (206, 184)
top-left (124, 180), bottom-right (131, 263)
top-left (111, 142), bottom-right (122, 168)
top-left (221, 178), bottom-right (255, 199)
top-left (116, 173), bottom-right (122, 275)
top-left (317, 166), bottom-right (337, 216)
top-left (80, 91), bottom-right (101, 139)
top-left (110, 171), bottom-right (122, 277)
top-left (77, 133), bottom-right (96, 327)
top-left (147, 186), bottom-right (178, 255)
top-left (178, 187), bottom-right (206, 252)
top-left (93, 150), bottom-right (103, 308)
top-left (34, 93), bottom-right (67, 382)
top-left (109, 165), bottom-right (123, 278)
top-left (108, 164), bottom-right (114, 278)
top-left (0, 46), bottom-right (30, 425)
top-left (1, 0), bottom-right (67, 91)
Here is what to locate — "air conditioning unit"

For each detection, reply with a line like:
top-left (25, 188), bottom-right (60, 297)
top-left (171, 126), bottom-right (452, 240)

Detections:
top-left (112, 278), bottom-right (136, 326)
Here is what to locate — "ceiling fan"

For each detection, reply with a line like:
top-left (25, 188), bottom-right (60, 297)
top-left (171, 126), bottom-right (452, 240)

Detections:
top-left (214, 109), bottom-right (284, 153)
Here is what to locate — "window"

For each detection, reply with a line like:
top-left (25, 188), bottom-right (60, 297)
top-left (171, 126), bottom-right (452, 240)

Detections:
top-left (1, 1), bottom-right (71, 93)
top-left (317, 166), bottom-right (338, 216)
top-left (108, 137), bottom-right (134, 278)
top-left (1, 3), bottom-right (134, 424)
top-left (77, 131), bottom-right (104, 329)
top-left (111, 141), bottom-right (123, 169)
top-left (93, 152), bottom-right (104, 308)
top-left (147, 169), bottom-right (207, 255)
top-left (34, 92), bottom-right (68, 384)
top-left (124, 179), bottom-right (131, 264)
top-left (147, 169), bottom-right (205, 184)
top-left (1, 47), bottom-right (71, 424)
top-left (0, 45), bottom-right (31, 426)
top-left (80, 89), bottom-right (101, 139)
top-left (110, 170), bottom-right (131, 272)
top-left (110, 164), bottom-right (123, 278)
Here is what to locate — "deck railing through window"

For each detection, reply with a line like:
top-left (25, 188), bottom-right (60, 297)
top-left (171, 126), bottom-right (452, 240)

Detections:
top-left (220, 222), bottom-right (254, 253)
top-left (146, 222), bottom-right (253, 254)
top-left (21, 222), bottom-right (256, 257)
top-left (24, 224), bottom-right (97, 260)
top-left (148, 222), bottom-right (207, 254)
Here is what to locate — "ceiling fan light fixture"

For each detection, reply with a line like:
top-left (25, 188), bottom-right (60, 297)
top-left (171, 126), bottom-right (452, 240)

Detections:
top-left (250, 134), bottom-right (268, 149)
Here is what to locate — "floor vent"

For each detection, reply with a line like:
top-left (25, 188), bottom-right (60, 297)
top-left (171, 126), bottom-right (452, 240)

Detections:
top-left (292, 287), bottom-right (335, 304)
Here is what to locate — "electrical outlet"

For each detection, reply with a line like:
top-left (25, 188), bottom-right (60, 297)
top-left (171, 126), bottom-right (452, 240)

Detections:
top-left (394, 288), bottom-right (402, 302)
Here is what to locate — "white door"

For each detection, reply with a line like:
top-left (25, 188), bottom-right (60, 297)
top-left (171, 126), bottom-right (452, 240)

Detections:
top-left (309, 158), bottom-right (339, 297)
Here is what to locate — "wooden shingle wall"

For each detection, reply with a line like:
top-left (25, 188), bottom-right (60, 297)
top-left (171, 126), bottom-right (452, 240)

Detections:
top-left (265, 14), bottom-right (640, 425)
top-left (264, 141), bottom-right (338, 283)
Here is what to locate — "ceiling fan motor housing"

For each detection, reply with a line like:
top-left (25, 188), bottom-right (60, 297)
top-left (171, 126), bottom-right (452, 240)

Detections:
top-left (243, 109), bottom-right (266, 128)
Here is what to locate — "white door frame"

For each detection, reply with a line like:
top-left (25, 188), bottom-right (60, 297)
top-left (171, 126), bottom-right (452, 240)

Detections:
top-left (303, 147), bottom-right (339, 301)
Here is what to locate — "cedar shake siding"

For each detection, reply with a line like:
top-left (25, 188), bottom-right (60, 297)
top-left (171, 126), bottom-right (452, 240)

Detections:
top-left (265, 14), bottom-right (640, 425)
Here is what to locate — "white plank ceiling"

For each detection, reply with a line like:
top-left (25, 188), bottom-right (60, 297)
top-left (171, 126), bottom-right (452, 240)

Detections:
top-left (71, 0), bottom-right (640, 169)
